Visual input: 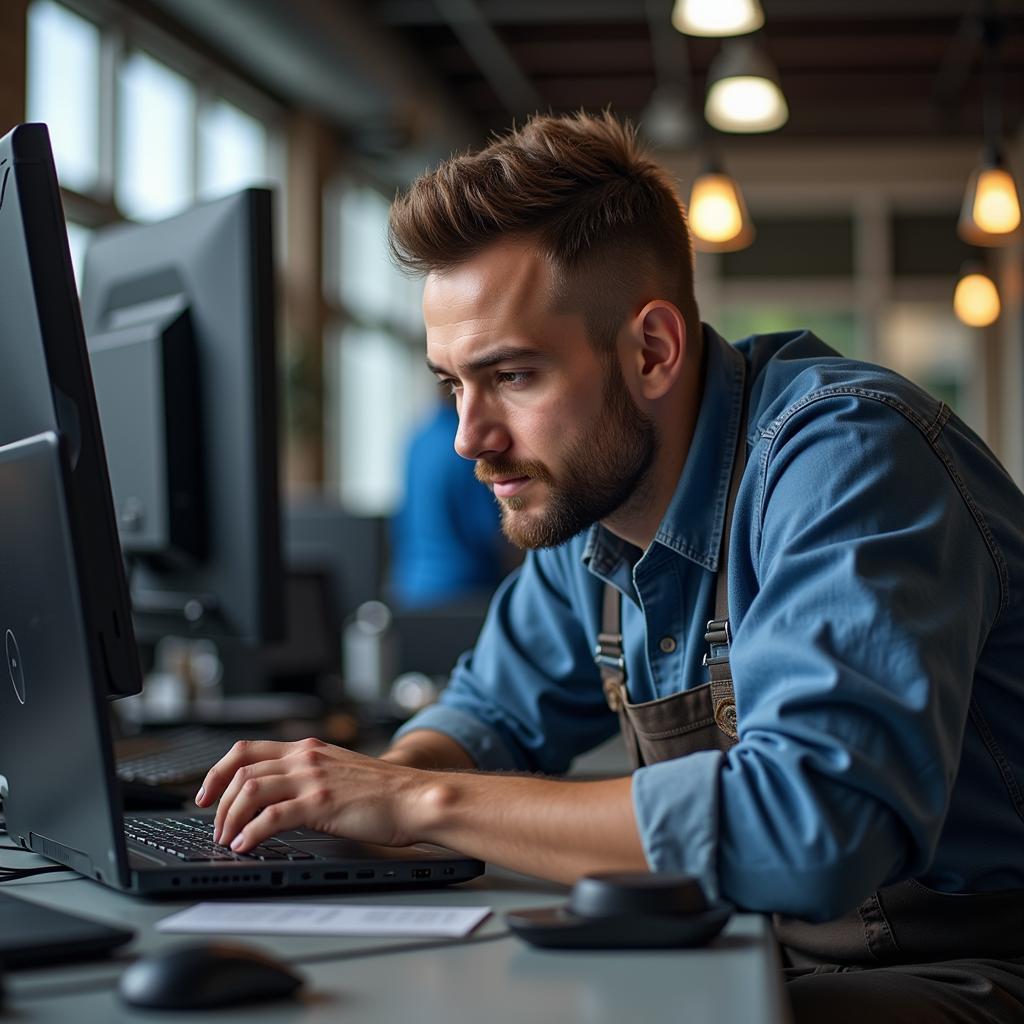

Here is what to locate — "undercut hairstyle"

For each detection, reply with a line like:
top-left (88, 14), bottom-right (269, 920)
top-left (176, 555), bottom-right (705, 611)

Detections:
top-left (388, 111), bottom-right (700, 354)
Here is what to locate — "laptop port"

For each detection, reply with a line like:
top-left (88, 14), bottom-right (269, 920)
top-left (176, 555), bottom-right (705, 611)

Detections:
top-left (412, 868), bottom-right (431, 880)
top-left (383, 869), bottom-right (396, 879)
top-left (356, 869), bottom-right (375, 879)
top-left (323, 871), bottom-right (349, 881)
top-left (442, 867), bottom-right (455, 876)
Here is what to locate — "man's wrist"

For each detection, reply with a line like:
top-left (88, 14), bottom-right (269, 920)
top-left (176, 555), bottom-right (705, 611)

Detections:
top-left (401, 772), bottom-right (463, 846)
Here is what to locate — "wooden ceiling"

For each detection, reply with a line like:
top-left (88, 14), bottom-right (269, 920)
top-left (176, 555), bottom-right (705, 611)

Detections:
top-left (364, 0), bottom-right (1024, 147)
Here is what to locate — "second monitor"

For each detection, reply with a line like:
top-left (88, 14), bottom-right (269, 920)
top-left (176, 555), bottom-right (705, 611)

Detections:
top-left (81, 189), bottom-right (284, 645)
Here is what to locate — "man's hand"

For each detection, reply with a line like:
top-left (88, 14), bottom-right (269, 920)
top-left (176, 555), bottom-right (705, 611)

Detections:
top-left (195, 738), bottom-right (430, 852)
top-left (194, 735), bottom-right (647, 884)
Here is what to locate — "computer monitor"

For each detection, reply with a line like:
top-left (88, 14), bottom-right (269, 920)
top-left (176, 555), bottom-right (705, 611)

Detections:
top-left (80, 189), bottom-right (284, 645)
top-left (0, 123), bottom-right (141, 698)
top-left (284, 499), bottom-right (387, 621)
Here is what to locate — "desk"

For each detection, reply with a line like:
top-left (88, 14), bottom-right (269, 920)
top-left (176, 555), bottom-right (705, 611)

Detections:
top-left (3, 866), bottom-right (790, 1023)
top-left (2, 738), bottom-right (792, 1022)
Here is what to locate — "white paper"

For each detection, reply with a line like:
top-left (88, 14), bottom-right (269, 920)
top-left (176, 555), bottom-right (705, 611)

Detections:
top-left (156, 901), bottom-right (492, 938)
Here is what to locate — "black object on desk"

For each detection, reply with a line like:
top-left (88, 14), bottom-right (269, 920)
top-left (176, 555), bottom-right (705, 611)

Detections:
top-left (119, 942), bottom-right (304, 1010)
top-left (506, 872), bottom-right (734, 950)
top-left (0, 891), bottom-right (134, 967)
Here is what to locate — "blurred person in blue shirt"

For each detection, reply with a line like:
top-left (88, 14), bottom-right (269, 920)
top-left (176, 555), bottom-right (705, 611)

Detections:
top-left (390, 395), bottom-right (510, 609)
top-left (200, 113), bottom-right (1024, 1022)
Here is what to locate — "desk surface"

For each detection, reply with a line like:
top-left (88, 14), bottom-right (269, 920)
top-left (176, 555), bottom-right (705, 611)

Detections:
top-left (4, 867), bottom-right (790, 1024)
top-left (2, 737), bottom-right (791, 1023)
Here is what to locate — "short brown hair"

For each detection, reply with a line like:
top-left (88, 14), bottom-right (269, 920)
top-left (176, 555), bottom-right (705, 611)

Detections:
top-left (388, 111), bottom-right (699, 351)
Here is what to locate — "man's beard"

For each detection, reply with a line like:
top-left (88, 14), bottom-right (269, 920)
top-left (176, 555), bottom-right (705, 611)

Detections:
top-left (476, 361), bottom-right (658, 549)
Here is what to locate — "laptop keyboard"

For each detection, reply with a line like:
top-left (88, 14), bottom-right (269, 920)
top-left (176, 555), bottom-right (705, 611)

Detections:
top-left (115, 727), bottom-right (243, 787)
top-left (124, 816), bottom-right (319, 863)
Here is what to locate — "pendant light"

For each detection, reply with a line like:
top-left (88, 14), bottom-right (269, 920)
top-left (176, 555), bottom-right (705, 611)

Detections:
top-left (687, 159), bottom-right (755, 252)
top-left (957, 10), bottom-right (1021, 246)
top-left (704, 38), bottom-right (788, 134)
top-left (672, 0), bottom-right (764, 38)
top-left (953, 264), bottom-right (1001, 328)
top-left (959, 146), bottom-right (1021, 245)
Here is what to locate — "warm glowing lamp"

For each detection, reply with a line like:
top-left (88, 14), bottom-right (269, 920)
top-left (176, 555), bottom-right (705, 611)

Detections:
top-left (958, 148), bottom-right (1022, 246)
top-left (957, 13), bottom-right (1021, 247)
top-left (687, 163), bottom-right (755, 252)
top-left (704, 39), bottom-right (788, 134)
top-left (953, 265), bottom-right (1000, 327)
top-left (672, 0), bottom-right (764, 38)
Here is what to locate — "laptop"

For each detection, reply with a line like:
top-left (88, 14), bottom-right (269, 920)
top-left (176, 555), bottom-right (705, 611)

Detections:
top-left (0, 432), bottom-right (483, 897)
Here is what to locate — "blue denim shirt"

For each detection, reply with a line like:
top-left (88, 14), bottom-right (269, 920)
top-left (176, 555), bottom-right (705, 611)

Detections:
top-left (396, 326), bottom-right (1024, 921)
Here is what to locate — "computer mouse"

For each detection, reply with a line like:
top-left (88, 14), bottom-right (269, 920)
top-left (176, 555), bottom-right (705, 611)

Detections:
top-left (118, 941), bottom-right (304, 1010)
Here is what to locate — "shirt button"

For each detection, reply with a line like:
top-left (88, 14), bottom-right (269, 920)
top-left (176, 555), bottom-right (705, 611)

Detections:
top-left (659, 636), bottom-right (676, 654)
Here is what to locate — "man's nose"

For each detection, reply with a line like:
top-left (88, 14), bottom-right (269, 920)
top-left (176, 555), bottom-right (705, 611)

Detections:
top-left (454, 392), bottom-right (510, 461)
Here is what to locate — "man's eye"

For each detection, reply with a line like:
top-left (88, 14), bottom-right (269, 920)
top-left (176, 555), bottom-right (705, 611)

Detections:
top-left (437, 378), bottom-right (460, 396)
top-left (497, 371), bottom-right (531, 387)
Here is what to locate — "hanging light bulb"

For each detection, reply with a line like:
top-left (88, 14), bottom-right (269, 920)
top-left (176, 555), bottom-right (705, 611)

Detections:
top-left (957, 11), bottom-right (1021, 246)
top-left (958, 146), bottom-right (1022, 245)
top-left (953, 264), bottom-right (1000, 327)
top-left (672, 0), bottom-right (764, 38)
top-left (687, 161), bottom-right (755, 252)
top-left (704, 39), bottom-right (788, 133)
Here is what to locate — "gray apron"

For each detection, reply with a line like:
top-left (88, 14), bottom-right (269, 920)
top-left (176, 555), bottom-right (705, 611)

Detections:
top-left (593, 363), bottom-right (1024, 969)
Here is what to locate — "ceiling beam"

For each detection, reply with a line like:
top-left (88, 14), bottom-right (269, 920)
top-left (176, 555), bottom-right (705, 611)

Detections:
top-left (376, 0), bottom-right (992, 27)
top-left (148, 0), bottom-right (476, 172)
top-left (434, 0), bottom-right (544, 116)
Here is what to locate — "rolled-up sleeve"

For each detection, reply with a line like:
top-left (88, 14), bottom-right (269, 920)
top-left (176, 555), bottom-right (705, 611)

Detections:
top-left (395, 547), bottom-right (620, 773)
top-left (632, 393), bottom-right (1002, 920)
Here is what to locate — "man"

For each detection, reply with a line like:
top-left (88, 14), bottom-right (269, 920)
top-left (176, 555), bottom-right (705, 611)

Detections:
top-left (197, 113), bottom-right (1024, 1020)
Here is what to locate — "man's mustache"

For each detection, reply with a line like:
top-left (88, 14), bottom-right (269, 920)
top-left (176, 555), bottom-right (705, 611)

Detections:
top-left (475, 458), bottom-right (553, 486)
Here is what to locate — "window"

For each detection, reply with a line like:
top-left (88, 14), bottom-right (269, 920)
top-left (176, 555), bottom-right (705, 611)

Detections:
top-left (329, 325), bottom-right (436, 513)
top-left (720, 215), bottom-right (855, 279)
top-left (324, 180), bottom-right (432, 514)
top-left (704, 198), bottom-right (992, 445)
top-left (26, 0), bottom-right (101, 194)
top-left (26, 0), bottom-right (284, 238)
top-left (879, 301), bottom-right (981, 427)
top-left (198, 99), bottom-right (269, 202)
top-left (116, 50), bottom-right (196, 222)
top-left (718, 307), bottom-right (862, 359)
top-left (891, 214), bottom-right (974, 278)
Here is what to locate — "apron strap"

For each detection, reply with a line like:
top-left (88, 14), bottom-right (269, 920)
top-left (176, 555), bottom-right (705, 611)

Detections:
top-left (597, 359), bottom-right (749, 745)
top-left (702, 380), bottom-right (749, 741)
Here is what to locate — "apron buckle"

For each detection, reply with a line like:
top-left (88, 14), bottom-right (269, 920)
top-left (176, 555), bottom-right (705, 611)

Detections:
top-left (713, 697), bottom-right (739, 740)
top-left (603, 678), bottom-right (627, 712)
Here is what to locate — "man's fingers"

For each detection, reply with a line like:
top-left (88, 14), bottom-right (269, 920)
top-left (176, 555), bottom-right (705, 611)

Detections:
top-left (228, 799), bottom-right (307, 853)
top-left (216, 774), bottom-right (296, 850)
top-left (212, 759), bottom-right (286, 843)
top-left (195, 740), bottom-right (294, 807)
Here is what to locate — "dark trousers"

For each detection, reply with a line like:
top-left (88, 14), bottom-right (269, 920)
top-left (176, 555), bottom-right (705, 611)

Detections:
top-left (785, 958), bottom-right (1024, 1023)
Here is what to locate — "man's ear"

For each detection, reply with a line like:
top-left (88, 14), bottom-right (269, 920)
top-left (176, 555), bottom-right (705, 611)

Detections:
top-left (626, 301), bottom-right (687, 401)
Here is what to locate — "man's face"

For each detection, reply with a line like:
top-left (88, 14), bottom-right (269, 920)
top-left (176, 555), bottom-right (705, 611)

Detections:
top-left (424, 240), bottom-right (657, 549)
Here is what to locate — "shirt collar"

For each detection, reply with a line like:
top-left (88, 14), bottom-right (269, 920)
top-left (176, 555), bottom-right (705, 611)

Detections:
top-left (582, 324), bottom-right (747, 581)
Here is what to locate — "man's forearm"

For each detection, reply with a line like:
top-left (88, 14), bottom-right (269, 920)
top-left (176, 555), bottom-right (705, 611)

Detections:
top-left (404, 772), bottom-right (647, 884)
top-left (379, 728), bottom-right (477, 770)
top-left (200, 734), bottom-right (648, 885)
